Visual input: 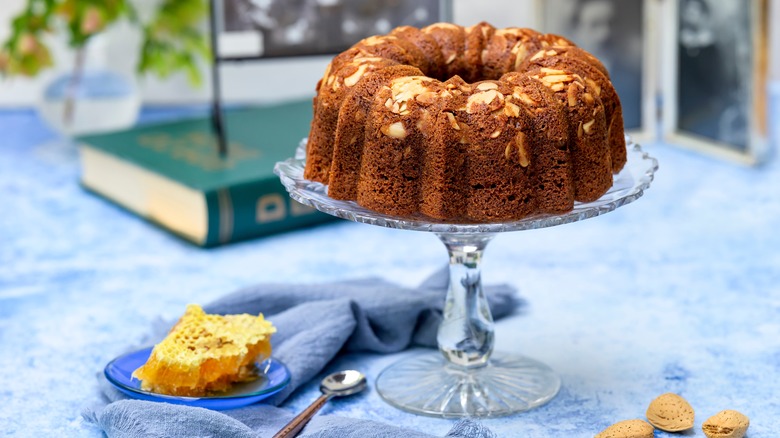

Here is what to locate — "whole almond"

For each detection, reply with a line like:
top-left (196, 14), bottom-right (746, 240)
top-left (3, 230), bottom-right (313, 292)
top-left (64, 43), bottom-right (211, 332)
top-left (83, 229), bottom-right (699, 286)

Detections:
top-left (702, 410), bottom-right (750, 438)
top-left (646, 393), bottom-right (695, 431)
top-left (595, 419), bottom-right (654, 438)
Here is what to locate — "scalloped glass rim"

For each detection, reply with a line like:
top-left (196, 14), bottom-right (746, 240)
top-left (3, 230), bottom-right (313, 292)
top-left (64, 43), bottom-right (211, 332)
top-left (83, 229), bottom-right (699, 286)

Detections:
top-left (274, 137), bottom-right (658, 233)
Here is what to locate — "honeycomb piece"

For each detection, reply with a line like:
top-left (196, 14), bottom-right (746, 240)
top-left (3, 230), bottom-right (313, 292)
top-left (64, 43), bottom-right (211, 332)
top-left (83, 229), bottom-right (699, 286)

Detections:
top-left (132, 304), bottom-right (276, 396)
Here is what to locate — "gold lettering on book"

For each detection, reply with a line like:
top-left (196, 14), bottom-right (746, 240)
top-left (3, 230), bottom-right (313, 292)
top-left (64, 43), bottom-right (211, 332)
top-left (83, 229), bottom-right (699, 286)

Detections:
top-left (138, 133), bottom-right (170, 152)
top-left (138, 132), bottom-right (261, 172)
top-left (256, 194), bottom-right (286, 223)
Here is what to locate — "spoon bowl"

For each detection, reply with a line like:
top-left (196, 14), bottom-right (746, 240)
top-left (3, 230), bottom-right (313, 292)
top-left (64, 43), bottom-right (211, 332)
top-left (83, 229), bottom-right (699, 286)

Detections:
top-left (321, 370), bottom-right (367, 396)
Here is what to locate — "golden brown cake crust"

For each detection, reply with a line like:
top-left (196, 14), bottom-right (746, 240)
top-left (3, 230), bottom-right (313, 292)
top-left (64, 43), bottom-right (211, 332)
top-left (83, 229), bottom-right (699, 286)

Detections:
top-left (305, 23), bottom-right (628, 222)
top-left (305, 57), bottom-right (399, 183)
top-left (481, 27), bottom-right (541, 80)
top-left (422, 23), bottom-right (467, 80)
top-left (390, 26), bottom-right (445, 79)
top-left (356, 76), bottom-right (448, 215)
top-left (458, 79), bottom-right (538, 220)
top-left (500, 71), bottom-right (574, 214)
top-left (526, 67), bottom-right (613, 201)
top-left (519, 49), bottom-right (627, 173)
top-left (462, 22), bottom-right (495, 83)
top-left (417, 76), bottom-right (471, 219)
top-left (328, 65), bottom-right (424, 200)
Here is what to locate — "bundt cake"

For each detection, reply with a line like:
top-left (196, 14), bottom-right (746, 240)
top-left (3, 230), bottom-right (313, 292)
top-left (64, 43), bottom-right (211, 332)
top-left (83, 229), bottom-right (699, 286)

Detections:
top-left (304, 22), bottom-right (627, 222)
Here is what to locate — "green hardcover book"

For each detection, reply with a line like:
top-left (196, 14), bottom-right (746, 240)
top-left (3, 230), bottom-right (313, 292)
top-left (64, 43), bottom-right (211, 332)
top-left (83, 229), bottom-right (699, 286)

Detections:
top-left (78, 99), bottom-right (334, 247)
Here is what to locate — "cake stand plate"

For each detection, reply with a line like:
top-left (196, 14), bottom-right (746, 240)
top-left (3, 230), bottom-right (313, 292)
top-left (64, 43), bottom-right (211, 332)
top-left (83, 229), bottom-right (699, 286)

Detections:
top-left (275, 138), bottom-right (658, 418)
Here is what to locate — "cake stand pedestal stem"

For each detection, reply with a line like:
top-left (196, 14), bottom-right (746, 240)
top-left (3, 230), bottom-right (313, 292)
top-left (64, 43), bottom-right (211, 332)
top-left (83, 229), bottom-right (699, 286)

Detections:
top-left (436, 232), bottom-right (495, 368)
top-left (374, 232), bottom-right (560, 417)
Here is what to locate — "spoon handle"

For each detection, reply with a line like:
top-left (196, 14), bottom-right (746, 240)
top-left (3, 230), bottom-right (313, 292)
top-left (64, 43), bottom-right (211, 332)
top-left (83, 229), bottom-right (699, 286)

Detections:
top-left (273, 393), bottom-right (332, 438)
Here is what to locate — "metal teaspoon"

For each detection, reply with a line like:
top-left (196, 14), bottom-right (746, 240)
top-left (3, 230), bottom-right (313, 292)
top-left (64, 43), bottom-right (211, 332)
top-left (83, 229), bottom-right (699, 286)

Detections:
top-left (272, 370), bottom-right (367, 438)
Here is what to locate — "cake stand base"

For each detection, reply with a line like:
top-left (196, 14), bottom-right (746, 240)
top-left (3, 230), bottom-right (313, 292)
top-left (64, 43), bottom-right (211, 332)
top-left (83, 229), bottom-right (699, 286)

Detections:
top-left (375, 351), bottom-right (560, 418)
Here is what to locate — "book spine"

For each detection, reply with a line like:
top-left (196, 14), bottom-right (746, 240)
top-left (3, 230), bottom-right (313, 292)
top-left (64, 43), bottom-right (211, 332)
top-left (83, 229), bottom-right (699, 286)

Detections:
top-left (203, 179), bottom-right (334, 247)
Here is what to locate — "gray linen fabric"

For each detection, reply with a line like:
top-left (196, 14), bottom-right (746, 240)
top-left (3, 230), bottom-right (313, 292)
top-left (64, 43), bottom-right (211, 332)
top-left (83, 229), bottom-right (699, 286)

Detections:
top-left (85, 402), bottom-right (497, 438)
top-left (84, 267), bottom-right (520, 437)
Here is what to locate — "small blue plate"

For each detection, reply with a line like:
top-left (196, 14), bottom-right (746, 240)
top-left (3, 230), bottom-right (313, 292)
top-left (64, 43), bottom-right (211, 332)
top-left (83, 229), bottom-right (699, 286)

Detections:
top-left (104, 347), bottom-right (291, 410)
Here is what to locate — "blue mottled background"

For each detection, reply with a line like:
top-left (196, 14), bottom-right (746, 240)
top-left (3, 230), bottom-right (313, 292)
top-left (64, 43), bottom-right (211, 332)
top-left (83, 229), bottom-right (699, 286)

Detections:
top-left (1, 88), bottom-right (779, 437)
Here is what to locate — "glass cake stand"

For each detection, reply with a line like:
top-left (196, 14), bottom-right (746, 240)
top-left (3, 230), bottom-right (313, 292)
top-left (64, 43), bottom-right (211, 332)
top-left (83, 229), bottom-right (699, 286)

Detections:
top-left (274, 138), bottom-right (658, 418)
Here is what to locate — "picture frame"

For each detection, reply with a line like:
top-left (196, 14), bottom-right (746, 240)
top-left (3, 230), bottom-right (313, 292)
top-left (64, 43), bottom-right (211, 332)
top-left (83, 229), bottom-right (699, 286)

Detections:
top-left (535, 0), bottom-right (658, 142)
top-left (214, 0), bottom-right (452, 60)
top-left (662, 0), bottom-right (770, 165)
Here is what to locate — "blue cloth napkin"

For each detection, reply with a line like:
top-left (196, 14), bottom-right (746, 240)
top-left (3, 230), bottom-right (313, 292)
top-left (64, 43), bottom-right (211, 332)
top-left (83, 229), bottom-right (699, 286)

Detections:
top-left (84, 268), bottom-right (520, 437)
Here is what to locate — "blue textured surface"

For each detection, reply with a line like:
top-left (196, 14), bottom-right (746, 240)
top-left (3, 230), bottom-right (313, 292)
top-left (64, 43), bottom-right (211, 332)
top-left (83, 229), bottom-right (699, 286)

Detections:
top-left (1, 96), bottom-right (779, 436)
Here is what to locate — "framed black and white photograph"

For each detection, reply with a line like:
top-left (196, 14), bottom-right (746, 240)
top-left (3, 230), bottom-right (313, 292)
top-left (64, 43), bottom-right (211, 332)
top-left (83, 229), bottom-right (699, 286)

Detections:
top-left (662, 0), bottom-right (770, 164)
top-left (215, 0), bottom-right (451, 60)
top-left (536, 0), bottom-right (658, 141)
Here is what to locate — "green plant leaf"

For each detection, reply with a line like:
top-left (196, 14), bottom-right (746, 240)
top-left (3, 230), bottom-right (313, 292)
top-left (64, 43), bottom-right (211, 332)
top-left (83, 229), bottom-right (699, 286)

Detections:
top-left (1, 0), bottom-right (208, 87)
